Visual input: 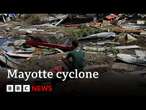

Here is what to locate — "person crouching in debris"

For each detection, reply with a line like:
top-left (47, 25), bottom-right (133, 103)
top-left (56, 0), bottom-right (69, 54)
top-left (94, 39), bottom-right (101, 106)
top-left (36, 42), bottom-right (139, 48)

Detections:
top-left (62, 40), bottom-right (85, 72)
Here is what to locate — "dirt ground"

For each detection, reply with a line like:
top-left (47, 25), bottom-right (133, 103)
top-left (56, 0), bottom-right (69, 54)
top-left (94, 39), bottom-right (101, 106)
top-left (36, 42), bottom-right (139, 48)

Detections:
top-left (1, 52), bottom-right (146, 96)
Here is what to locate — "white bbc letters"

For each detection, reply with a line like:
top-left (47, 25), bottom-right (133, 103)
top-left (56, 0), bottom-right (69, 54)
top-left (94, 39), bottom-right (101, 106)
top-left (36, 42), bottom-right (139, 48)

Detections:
top-left (6, 85), bottom-right (30, 92)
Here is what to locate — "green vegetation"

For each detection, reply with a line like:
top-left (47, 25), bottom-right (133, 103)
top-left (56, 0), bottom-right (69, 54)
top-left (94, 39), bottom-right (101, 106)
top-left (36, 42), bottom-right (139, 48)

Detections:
top-left (64, 25), bottom-right (103, 38)
top-left (109, 45), bottom-right (120, 57)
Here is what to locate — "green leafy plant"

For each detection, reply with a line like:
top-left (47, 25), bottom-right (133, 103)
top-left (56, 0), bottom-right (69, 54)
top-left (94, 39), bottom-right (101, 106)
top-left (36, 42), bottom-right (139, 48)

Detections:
top-left (65, 26), bottom-right (103, 38)
top-left (109, 45), bottom-right (119, 57)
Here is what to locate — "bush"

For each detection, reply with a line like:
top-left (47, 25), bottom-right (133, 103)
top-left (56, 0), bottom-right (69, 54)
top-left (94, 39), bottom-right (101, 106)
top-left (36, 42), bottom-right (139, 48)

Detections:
top-left (65, 26), bottom-right (103, 38)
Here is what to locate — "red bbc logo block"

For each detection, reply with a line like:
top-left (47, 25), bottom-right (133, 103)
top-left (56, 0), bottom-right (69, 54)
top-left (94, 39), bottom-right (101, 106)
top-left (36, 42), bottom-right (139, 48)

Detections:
top-left (6, 85), bottom-right (30, 92)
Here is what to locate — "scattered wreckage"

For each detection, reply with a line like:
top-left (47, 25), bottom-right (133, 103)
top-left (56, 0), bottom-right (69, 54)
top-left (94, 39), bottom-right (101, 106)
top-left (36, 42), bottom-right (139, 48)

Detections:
top-left (117, 50), bottom-right (146, 66)
top-left (83, 45), bottom-right (141, 52)
top-left (6, 51), bottom-right (33, 58)
top-left (0, 13), bottom-right (145, 72)
top-left (121, 23), bottom-right (146, 30)
top-left (78, 32), bottom-right (116, 41)
top-left (0, 14), bottom-right (16, 23)
top-left (0, 49), bottom-right (19, 68)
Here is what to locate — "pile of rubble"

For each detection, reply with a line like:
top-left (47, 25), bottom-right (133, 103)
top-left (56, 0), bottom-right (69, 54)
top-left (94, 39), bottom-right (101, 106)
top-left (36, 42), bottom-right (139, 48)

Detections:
top-left (0, 13), bottom-right (146, 74)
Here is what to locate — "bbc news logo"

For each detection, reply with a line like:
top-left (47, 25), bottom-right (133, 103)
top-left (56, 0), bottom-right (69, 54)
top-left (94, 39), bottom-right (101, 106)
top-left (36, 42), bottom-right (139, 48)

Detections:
top-left (6, 85), bottom-right (30, 92)
top-left (6, 84), bottom-right (53, 93)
